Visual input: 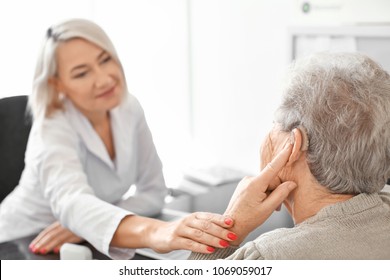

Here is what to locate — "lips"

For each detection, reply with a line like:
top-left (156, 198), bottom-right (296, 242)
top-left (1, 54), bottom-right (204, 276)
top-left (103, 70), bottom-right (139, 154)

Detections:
top-left (96, 85), bottom-right (116, 98)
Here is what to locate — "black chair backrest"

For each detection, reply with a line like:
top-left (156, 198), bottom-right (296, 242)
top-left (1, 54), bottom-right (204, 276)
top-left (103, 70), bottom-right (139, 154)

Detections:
top-left (0, 96), bottom-right (32, 202)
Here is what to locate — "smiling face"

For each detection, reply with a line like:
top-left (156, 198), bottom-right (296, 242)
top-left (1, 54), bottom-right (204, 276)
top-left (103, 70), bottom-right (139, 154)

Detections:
top-left (52, 38), bottom-right (124, 120)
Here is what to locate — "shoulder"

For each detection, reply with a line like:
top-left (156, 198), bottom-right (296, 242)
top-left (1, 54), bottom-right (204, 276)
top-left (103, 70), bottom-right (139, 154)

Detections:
top-left (248, 227), bottom-right (313, 259)
top-left (37, 110), bottom-right (79, 148)
top-left (113, 94), bottom-right (147, 127)
top-left (225, 241), bottom-right (264, 260)
top-left (117, 94), bottom-right (144, 116)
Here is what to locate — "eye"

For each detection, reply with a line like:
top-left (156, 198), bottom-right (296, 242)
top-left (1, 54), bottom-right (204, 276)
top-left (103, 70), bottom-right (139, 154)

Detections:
top-left (72, 71), bottom-right (88, 79)
top-left (100, 55), bottom-right (112, 64)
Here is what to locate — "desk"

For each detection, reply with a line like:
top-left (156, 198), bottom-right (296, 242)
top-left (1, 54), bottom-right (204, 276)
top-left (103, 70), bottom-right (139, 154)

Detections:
top-left (0, 209), bottom-right (190, 260)
top-left (0, 235), bottom-right (152, 260)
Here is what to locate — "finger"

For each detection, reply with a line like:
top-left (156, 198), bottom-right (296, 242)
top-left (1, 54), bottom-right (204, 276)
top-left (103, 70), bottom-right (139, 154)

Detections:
top-left (30, 222), bottom-right (60, 247)
top-left (253, 143), bottom-right (293, 188)
top-left (261, 181), bottom-right (297, 217)
top-left (37, 230), bottom-right (74, 254)
top-left (30, 223), bottom-right (63, 253)
top-left (194, 212), bottom-right (234, 228)
top-left (172, 237), bottom-right (216, 254)
top-left (187, 215), bottom-right (238, 243)
top-left (40, 230), bottom-right (83, 255)
top-left (177, 224), bottom-right (232, 250)
top-left (33, 228), bottom-right (68, 254)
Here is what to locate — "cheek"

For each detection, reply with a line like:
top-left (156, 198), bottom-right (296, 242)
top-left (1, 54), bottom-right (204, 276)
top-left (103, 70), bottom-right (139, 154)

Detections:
top-left (64, 80), bottom-right (93, 99)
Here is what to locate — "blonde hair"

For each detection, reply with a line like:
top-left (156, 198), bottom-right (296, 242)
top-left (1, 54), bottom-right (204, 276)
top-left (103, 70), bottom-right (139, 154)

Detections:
top-left (29, 18), bottom-right (128, 120)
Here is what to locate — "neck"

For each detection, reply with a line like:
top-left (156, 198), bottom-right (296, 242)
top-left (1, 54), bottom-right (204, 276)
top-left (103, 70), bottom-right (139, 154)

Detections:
top-left (81, 109), bottom-right (109, 128)
top-left (287, 182), bottom-right (354, 224)
top-left (282, 164), bottom-right (354, 224)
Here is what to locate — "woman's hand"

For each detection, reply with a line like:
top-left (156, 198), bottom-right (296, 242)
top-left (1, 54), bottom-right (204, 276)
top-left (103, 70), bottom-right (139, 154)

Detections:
top-left (149, 212), bottom-right (236, 254)
top-left (224, 143), bottom-right (297, 245)
top-left (29, 221), bottom-right (83, 254)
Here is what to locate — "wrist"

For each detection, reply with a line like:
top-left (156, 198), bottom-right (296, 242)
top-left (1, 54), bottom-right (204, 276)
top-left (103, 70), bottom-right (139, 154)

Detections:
top-left (229, 227), bottom-right (247, 246)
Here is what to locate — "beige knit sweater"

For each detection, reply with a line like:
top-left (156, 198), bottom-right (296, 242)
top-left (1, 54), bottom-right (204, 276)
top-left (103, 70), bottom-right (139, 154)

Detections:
top-left (189, 192), bottom-right (390, 260)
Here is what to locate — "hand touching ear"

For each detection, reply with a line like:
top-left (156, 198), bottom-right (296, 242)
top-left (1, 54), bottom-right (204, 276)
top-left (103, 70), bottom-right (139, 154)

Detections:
top-left (224, 143), bottom-right (297, 245)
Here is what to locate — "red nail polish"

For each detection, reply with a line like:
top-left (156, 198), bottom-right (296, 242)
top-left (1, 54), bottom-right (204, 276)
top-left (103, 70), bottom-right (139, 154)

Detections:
top-left (219, 240), bottom-right (229, 247)
top-left (224, 218), bottom-right (232, 225)
top-left (53, 248), bottom-right (60, 254)
top-left (40, 248), bottom-right (47, 254)
top-left (227, 232), bottom-right (237, 240)
top-left (32, 247), bottom-right (39, 254)
top-left (206, 246), bottom-right (215, 252)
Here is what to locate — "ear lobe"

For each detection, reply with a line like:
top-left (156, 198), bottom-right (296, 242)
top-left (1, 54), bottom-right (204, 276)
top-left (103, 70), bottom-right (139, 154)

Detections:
top-left (48, 77), bottom-right (62, 93)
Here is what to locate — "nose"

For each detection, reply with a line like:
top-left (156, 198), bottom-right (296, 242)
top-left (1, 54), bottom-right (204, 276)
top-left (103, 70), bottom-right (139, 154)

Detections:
top-left (94, 67), bottom-right (113, 89)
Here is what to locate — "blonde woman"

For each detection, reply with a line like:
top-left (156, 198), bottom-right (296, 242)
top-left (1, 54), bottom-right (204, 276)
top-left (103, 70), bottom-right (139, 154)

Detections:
top-left (0, 18), bottom-right (239, 259)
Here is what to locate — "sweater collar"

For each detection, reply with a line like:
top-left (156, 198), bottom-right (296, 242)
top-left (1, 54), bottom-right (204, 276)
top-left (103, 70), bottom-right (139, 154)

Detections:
top-left (303, 192), bottom-right (385, 224)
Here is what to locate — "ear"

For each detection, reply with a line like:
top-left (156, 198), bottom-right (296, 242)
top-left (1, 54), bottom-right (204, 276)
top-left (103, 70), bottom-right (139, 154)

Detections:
top-left (287, 128), bottom-right (305, 165)
top-left (48, 76), bottom-right (64, 94)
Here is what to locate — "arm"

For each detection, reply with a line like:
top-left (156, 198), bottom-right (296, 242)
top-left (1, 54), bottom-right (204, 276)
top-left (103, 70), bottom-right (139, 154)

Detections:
top-left (188, 143), bottom-right (297, 259)
top-left (111, 212), bottom-right (236, 254)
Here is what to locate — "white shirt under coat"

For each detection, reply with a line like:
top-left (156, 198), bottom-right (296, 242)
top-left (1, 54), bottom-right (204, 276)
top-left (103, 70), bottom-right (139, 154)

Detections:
top-left (0, 94), bottom-right (167, 259)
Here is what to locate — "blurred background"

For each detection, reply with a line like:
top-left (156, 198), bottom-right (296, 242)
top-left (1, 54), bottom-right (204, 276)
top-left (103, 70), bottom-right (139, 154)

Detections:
top-left (1, 0), bottom-right (389, 189)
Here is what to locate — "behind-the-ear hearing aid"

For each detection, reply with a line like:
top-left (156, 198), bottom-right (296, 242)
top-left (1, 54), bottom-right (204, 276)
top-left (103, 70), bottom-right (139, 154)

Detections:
top-left (290, 125), bottom-right (309, 151)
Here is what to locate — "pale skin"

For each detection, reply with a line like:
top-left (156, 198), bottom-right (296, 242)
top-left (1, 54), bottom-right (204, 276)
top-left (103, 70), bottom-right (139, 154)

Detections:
top-left (29, 38), bottom-right (237, 255)
top-left (222, 126), bottom-right (354, 246)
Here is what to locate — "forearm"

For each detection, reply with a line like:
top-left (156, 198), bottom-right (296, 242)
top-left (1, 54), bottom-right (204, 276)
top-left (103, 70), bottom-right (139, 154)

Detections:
top-left (110, 215), bottom-right (164, 249)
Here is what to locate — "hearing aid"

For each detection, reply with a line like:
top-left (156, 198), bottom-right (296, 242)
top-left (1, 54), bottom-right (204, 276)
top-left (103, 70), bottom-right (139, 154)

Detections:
top-left (290, 125), bottom-right (309, 151)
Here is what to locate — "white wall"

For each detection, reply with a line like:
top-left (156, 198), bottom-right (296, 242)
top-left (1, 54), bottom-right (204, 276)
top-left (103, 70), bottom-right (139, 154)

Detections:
top-left (0, 0), bottom-right (94, 97)
top-left (188, 0), bottom-right (294, 175)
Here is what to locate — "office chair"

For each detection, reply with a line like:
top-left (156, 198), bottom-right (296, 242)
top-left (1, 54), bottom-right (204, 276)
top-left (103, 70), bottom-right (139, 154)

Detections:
top-left (0, 95), bottom-right (32, 203)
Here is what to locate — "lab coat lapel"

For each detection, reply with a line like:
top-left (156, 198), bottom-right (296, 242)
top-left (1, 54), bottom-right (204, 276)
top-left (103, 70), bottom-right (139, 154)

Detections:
top-left (64, 100), bottom-right (115, 170)
top-left (110, 104), bottom-right (132, 178)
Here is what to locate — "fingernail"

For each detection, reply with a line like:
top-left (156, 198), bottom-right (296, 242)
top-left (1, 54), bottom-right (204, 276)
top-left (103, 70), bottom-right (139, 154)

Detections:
top-left (29, 244), bottom-right (34, 251)
top-left (32, 247), bottom-right (39, 254)
top-left (227, 232), bottom-right (237, 240)
top-left (40, 248), bottom-right (47, 255)
top-left (206, 246), bottom-right (215, 253)
top-left (224, 218), bottom-right (232, 225)
top-left (219, 240), bottom-right (229, 247)
top-left (53, 248), bottom-right (60, 254)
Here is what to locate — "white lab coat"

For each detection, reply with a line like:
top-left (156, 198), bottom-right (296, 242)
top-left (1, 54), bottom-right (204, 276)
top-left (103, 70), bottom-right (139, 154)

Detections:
top-left (0, 94), bottom-right (167, 259)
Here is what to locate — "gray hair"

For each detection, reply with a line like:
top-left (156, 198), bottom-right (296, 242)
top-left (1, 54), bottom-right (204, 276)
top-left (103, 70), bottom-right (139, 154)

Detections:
top-left (275, 52), bottom-right (390, 194)
top-left (29, 18), bottom-right (128, 120)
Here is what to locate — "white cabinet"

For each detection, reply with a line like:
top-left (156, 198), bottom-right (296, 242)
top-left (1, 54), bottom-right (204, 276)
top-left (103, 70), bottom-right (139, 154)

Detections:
top-left (288, 25), bottom-right (390, 71)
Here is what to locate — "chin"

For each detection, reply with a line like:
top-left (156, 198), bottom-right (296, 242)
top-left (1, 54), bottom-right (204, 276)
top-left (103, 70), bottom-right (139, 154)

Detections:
top-left (102, 94), bottom-right (122, 110)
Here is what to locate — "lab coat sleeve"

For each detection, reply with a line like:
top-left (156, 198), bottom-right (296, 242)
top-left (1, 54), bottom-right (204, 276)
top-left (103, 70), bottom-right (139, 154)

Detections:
top-left (38, 114), bottom-right (134, 260)
top-left (115, 97), bottom-right (168, 217)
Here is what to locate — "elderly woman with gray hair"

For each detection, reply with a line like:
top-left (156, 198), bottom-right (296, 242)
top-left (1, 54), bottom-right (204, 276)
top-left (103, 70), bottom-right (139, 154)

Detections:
top-left (190, 52), bottom-right (390, 260)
